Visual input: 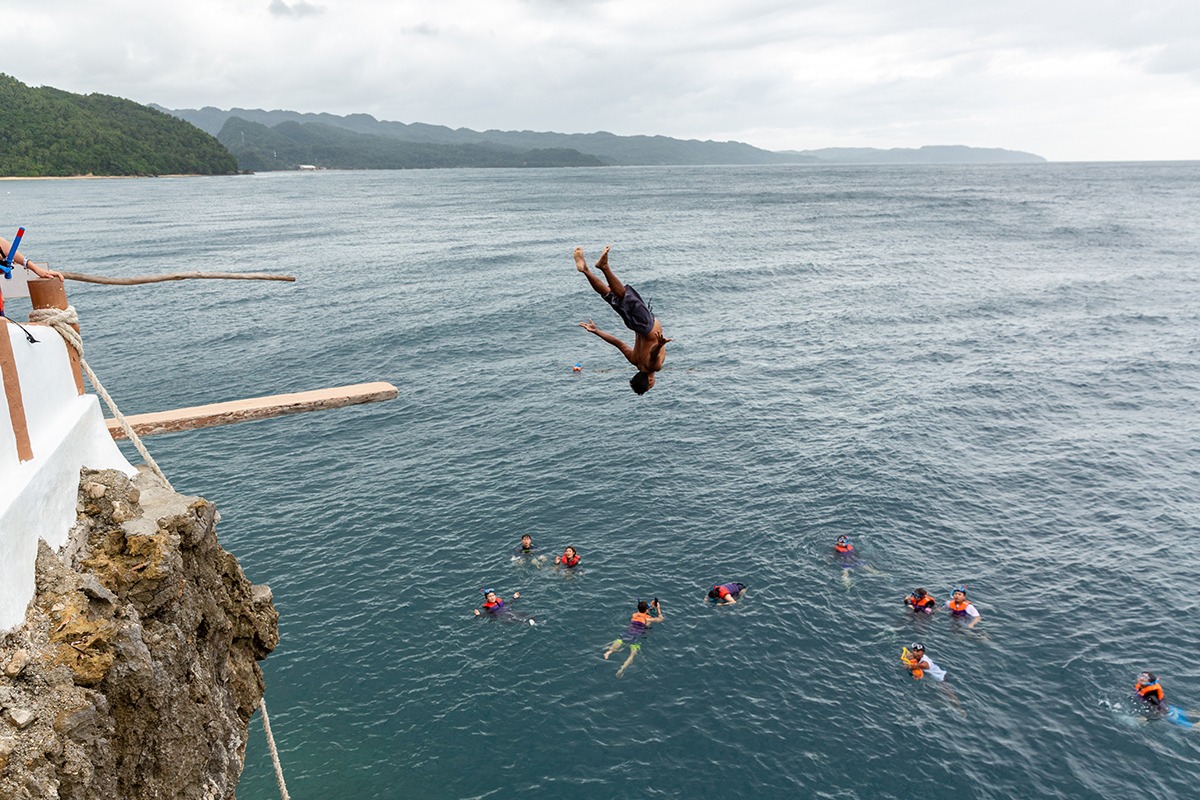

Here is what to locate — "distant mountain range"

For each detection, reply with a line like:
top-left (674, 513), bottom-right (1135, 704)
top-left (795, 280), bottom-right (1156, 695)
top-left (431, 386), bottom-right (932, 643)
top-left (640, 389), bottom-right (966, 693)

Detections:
top-left (159, 106), bottom-right (1046, 170)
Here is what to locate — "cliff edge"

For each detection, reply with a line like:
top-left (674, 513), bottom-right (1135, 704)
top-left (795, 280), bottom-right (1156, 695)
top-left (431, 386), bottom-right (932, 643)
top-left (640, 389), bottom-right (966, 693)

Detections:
top-left (0, 467), bottom-right (279, 799)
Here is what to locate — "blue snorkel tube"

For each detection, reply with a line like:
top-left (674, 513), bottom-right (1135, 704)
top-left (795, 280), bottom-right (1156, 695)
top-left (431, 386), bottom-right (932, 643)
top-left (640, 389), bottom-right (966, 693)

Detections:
top-left (1, 226), bottom-right (24, 279)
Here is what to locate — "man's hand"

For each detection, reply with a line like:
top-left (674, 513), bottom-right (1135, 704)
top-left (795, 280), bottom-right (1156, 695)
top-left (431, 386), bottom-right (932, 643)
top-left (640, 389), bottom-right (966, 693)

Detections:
top-left (579, 320), bottom-right (599, 334)
top-left (655, 331), bottom-right (673, 345)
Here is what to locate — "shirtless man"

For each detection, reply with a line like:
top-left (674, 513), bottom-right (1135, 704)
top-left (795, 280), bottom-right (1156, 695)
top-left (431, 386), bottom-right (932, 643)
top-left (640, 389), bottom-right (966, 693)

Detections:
top-left (575, 245), bottom-right (671, 394)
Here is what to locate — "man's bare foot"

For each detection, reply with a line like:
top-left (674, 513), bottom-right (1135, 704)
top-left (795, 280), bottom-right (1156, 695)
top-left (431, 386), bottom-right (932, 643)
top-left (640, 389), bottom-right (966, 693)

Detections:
top-left (595, 245), bottom-right (610, 272)
top-left (574, 247), bottom-right (588, 272)
top-left (603, 650), bottom-right (612, 660)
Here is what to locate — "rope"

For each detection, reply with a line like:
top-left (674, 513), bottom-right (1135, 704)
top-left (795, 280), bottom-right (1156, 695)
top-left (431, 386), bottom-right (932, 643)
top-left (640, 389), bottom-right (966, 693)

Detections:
top-left (29, 303), bottom-right (291, 800)
top-left (28, 305), bottom-right (175, 493)
top-left (259, 697), bottom-right (292, 800)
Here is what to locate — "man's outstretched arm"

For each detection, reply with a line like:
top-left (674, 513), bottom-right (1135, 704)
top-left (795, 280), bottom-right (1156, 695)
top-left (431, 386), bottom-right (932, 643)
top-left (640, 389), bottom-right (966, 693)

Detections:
top-left (579, 320), bottom-right (636, 365)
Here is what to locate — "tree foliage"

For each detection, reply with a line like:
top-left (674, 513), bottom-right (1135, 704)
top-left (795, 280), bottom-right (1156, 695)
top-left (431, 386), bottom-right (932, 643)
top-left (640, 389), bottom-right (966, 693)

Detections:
top-left (216, 117), bottom-right (604, 171)
top-left (0, 74), bottom-right (237, 177)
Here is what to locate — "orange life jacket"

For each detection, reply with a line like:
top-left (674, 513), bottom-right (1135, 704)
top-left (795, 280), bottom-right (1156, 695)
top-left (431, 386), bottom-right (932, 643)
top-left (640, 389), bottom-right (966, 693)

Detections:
top-left (1136, 681), bottom-right (1164, 702)
top-left (907, 594), bottom-right (935, 611)
top-left (560, 553), bottom-right (580, 567)
top-left (947, 599), bottom-right (972, 615)
top-left (835, 543), bottom-right (854, 554)
top-left (631, 611), bottom-right (651, 625)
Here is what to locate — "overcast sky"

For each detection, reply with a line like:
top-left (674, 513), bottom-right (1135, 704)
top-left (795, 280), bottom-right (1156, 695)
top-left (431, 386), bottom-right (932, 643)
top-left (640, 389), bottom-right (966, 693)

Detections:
top-left (10, 0), bottom-right (1199, 161)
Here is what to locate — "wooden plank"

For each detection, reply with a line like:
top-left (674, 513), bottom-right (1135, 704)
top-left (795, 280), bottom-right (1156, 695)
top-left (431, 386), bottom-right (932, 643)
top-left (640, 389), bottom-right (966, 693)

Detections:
top-left (106, 382), bottom-right (398, 440)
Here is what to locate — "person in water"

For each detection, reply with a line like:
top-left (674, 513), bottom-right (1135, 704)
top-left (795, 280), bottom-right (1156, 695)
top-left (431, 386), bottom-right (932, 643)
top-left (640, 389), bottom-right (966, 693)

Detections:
top-left (708, 582), bottom-right (747, 605)
top-left (834, 535), bottom-right (880, 587)
top-left (902, 642), bottom-right (962, 708)
top-left (575, 245), bottom-right (671, 395)
top-left (555, 546), bottom-right (581, 569)
top-left (904, 588), bottom-right (937, 614)
top-left (0, 236), bottom-right (64, 318)
top-left (474, 588), bottom-right (521, 616)
top-left (1134, 672), bottom-right (1165, 711)
top-left (603, 599), bottom-right (664, 677)
top-left (945, 586), bottom-right (982, 629)
top-left (512, 534), bottom-right (547, 565)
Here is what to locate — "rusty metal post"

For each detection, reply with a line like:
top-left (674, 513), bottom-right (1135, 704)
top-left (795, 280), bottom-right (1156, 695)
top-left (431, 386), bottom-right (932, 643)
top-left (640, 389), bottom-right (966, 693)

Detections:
top-left (28, 279), bottom-right (85, 395)
top-left (0, 321), bottom-right (34, 461)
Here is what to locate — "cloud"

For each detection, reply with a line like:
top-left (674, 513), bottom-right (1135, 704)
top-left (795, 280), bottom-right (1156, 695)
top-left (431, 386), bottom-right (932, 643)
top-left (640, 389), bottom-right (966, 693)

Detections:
top-left (268, 0), bottom-right (326, 19)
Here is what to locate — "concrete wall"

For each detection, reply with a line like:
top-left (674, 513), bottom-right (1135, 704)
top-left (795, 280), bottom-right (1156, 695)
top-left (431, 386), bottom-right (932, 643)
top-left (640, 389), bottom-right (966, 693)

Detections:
top-left (0, 322), bottom-right (134, 631)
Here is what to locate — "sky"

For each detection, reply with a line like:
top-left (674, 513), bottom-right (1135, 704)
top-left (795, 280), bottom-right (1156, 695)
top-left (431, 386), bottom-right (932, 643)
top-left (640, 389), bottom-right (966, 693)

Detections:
top-left (9, 0), bottom-right (1200, 161)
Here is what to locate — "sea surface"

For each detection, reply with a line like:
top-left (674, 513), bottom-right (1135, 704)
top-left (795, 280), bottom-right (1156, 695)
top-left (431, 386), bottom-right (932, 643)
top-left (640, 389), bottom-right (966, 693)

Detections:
top-left (4, 162), bottom-right (1200, 799)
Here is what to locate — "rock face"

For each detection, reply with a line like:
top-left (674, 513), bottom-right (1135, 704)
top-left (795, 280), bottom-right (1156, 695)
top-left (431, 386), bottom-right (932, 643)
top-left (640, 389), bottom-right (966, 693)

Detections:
top-left (0, 468), bottom-right (279, 799)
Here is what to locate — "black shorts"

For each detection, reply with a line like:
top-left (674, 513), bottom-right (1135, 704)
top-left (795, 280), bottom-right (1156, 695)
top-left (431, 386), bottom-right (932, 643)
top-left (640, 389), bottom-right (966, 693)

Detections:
top-left (604, 285), bottom-right (655, 335)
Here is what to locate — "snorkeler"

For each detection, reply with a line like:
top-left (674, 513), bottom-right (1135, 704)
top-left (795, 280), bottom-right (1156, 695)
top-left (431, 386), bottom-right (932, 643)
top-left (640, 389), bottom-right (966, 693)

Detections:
top-left (1134, 672), bottom-right (1165, 710)
top-left (834, 535), bottom-right (880, 587)
top-left (555, 546), bottom-right (581, 569)
top-left (945, 586), bottom-right (982, 629)
top-left (901, 642), bottom-right (962, 709)
top-left (474, 588), bottom-right (521, 617)
top-left (603, 599), bottom-right (664, 678)
top-left (707, 582), bottom-right (747, 605)
top-left (903, 588), bottom-right (937, 614)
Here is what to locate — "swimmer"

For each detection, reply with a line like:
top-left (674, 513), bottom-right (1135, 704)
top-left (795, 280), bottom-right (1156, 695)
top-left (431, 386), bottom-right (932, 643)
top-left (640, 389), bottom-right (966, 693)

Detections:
top-left (554, 546), bottom-right (581, 569)
top-left (1134, 672), bottom-right (1165, 712)
top-left (834, 535), bottom-right (880, 587)
top-left (512, 534), bottom-right (548, 566)
top-left (901, 642), bottom-right (962, 709)
top-left (945, 586), bottom-right (982, 629)
top-left (603, 599), bottom-right (664, 678)
top-left (707, 582), bottom-right (747, 605)
top-left (904, 588), bottom-right (937, 614)
top-left (474, 588), bottom-right (521, 617)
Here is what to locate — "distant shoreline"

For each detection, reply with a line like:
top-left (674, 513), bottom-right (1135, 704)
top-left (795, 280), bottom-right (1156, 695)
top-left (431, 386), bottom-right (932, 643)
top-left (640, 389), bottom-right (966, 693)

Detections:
top-left (0, 174), bottom-right (220, 181)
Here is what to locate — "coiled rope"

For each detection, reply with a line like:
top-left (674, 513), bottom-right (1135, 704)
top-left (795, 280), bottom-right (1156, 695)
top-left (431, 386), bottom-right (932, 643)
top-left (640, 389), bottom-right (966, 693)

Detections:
top-left (28, 305), bottom-right (174, 493)
top-left (26, 304), bottom-right (290, 800)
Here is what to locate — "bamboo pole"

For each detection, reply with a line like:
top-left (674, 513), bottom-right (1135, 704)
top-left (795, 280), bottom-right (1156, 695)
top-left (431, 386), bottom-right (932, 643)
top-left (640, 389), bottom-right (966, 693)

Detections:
top-left (60, 271), bottom-right (295, 285)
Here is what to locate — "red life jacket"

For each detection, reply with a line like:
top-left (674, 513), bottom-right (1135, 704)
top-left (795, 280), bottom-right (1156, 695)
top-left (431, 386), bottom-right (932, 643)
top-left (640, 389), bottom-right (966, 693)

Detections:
top-left (560, 553), bottom-right (580, 567)
top-left (482, 599), bottom-right (503, 610)
top-left (835, 543), bottom-right (854, 554)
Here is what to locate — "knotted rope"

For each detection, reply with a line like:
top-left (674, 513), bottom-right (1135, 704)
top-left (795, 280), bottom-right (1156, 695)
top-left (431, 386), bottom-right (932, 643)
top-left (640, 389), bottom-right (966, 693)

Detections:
top-left (28, 305), bottom-right (174, 493)
top-left (29, 303), bottom-right (291, 800)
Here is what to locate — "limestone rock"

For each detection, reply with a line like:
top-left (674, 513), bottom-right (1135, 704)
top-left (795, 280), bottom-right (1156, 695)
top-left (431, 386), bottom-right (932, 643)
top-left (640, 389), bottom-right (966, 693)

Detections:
top-left (0, 467), bottom-right (279, 800)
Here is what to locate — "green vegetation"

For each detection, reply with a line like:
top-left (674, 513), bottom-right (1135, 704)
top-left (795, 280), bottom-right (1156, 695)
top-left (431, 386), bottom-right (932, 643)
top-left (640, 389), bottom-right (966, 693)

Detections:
top-left (217, 117), bottom-right (603, 171)
top-left (0, 74), bottom-right (237, 177)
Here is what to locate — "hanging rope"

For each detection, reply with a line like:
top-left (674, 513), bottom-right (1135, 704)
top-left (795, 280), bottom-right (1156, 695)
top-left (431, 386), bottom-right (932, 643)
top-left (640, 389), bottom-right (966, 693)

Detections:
top-left (259, 698), bottom-right (291, 800)
top-left (29, 303), bottom-right (291, 800)
top-left (28, 305), bottom-right (174, 493)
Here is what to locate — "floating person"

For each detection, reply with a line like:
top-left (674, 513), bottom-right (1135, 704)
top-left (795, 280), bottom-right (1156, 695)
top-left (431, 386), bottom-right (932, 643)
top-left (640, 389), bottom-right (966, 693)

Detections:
top-left (574, 245), bottom-right (672, 395)
top-left (603, 599), bottom-right (664, 678)
top-left (572, 363), bottom-right (582, 373)
top-left (707, 582), bottom-right (748, 605)
top-left (512, 534), bottom-right (548, 566)
top-left (834, 535), bottom-right (880, 587)
top-left (1131, 671), bottom-right (1194, 727)
top-left (554, 546), bottom-right (581, 570)
top-left (473, 588), bottom-right (535, 625)
top-left (901, 642), bottom-right (962, 709)
top-left (946, 586), bottom-right (982, 629)
top-left (904, 587), bottom-right (937, 614)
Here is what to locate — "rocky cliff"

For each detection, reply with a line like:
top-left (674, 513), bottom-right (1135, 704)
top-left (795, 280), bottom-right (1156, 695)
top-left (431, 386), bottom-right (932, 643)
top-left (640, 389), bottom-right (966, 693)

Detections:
top-left (0, 468), bottom-right (279, 799)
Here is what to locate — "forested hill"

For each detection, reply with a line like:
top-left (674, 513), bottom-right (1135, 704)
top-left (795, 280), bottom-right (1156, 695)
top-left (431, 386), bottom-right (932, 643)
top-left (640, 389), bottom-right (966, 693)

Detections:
top-left (160, 106), bottom-right (811, 168)
top-left (0, 75), bottom-right (236, 177)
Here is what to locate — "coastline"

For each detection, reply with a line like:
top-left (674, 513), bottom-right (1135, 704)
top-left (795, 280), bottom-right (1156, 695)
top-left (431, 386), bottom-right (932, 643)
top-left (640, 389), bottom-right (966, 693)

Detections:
top-left (0, 173), bottom-right (231, 181)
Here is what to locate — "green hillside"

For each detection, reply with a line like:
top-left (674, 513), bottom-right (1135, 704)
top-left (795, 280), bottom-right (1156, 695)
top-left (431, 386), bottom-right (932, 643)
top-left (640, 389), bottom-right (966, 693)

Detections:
top-left (217, 117), bottom-right (604, 170)
top-left (0, 74), bottom-right (237, 177)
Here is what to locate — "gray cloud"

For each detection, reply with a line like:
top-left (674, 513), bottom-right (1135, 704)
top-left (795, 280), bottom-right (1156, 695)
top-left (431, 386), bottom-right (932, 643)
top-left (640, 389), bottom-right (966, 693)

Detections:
top-left (268, 0), bottom-right (326, 19)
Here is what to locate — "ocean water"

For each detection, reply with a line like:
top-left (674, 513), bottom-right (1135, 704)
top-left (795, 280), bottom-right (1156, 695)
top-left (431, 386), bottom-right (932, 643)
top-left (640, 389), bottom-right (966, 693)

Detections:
top-left (3, 162), bottom-right (1200, 799)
